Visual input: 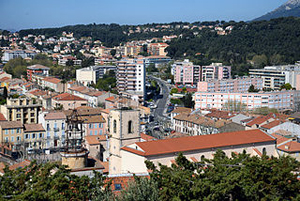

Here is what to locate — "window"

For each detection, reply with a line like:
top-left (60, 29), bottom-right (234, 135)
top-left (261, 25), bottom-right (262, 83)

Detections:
top-left (17, 128), bottom-right (20, 133)
top-left (25, 134), bottom-right (29, 139)
top-left (100, 130), bottom-right (103, 135)
top-left (11, 136), bottom-right (14, 142)
top-left (114, 184), bottom-right (122, 191)
top-left (262, 147), bottom-right (267, 155)
top-left (94, 123), bottom-right (97, 128)
top-left (5, 129), bottom-right (8, 135)
top-left (90, 131), bottom-right (93, 135)
top-left (39, 133), bottom-right (43, 138)
top-left (17, 136), bottom-right (21, 141)
top-left (11, 129), bottom-right (14, 134)
top-left (128, 120), bottom-right (133, 133)
top-left (47, 124), bottom-right (50, 131)
top-left (113, 120), bottom-right (117, 133)
top-left (32, 134), bottom-right (36, 139)
top-left (89, 124), bottom-right (92, 129)
top-left (94, 130), bottom-right (97, 135)
top-left (62, 123), bottom-right (65, 130)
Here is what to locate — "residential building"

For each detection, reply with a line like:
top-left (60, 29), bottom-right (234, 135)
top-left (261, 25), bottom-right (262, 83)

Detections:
top-left (147, 43), bottom-right (168, 56)
top-left (202, 63), bottom-right (231, 81)
top-left (0, 98), bottom-right (42, 124)
top-left (272, 133), bottom-right (300, 161)
top-left (85, 135), bottom-right (108, 161)
top-left (27, 64), bottom-right (50, 81)
top-left (144, 56), bottom-right (171, 67)
top-left (23, 124), bottom-right (46, 151)
top-left (0, 121), bottom-right (23, 151)
top-left (194, 90), bottom-right (300, 111)
top-left (173, 113), bottom-right (244, 136)
top-left (38, 111), bottom-right (66, 149)
top-left (52, 93), bottom-right (88, 110)
top-left (119, 129), bottom-right (277, 174)
top-left (76, 66), bottom-right (116, 86)
top-left (2, 50), bottom-right (37, 62)
top-left (172, 59), bottom-right (201, 86)
top-left (83, 115), bottom-right (106, 136)
top-left (42, 77), bottom-right (65, 93)
top-left (245, 113), bottom-right (288, 130)
top-left (263, 121), bottom-right (300, 137)
top-left (116, 59), bottom-right (145, 103)
top-left (197, 77), bottom-right (263, 93)
top-left (249, 63), bottom-right (300, 90)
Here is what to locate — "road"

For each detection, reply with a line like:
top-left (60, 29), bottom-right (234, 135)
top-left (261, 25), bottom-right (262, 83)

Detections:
top-left (149, 76), bottom-right (170, 120)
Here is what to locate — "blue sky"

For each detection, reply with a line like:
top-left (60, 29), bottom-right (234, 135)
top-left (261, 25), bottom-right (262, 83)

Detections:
top-left (0, 0), bottom-right (287, 30)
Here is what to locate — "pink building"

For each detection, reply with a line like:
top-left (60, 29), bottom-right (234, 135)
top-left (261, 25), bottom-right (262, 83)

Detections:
top-left (197, 77), bottom-right (263, 92)
top-left (202, 63), bottom-right (231, 81)
top-left (173, 59), bottom-right (201, 85)
top-left (83, 115), bottom-right (106, 136)
top-left (194, 90), bottom-right (300, 111)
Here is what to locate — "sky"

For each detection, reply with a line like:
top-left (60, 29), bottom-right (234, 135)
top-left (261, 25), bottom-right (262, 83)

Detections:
top-left (0, 0), bottom-right (287, 31)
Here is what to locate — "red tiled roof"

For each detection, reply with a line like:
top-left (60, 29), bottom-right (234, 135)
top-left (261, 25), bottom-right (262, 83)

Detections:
top-left (190, 157), bottom-right (198, 162)
top-left (68, 86), bottom-right (87, 92)
top-left (9, 160), bottom-right (31, 170)
top-left (261, 120), bottom-right (284, 129)
top-left (277, 141), bottom-right (300, 153)
top-left (271, 133), bottom-right (290, 145)
top-left (205, 109), bottom-right (235, 119)
top-left (24, 124), bottom-right (45, 132)
top-left (43, 77), bottom-right (61, 84)
top-left (105, 96), bottom-right (116, 102)
top-left (0, 113), bottom-right (7, 121)
top-left (122, 129), bottom-right (275, 157)
top-left (253, 148), bottom-right (262, 157)
top-left (140, 133), bottom-right (157, 141)
top-left (0, 77), bottom-right (10, 82)
top-left (246, 115), bottom-right (273, 127)
top-left (85, 135), bottom-right (106, 145)
top-left (53, 93), bottom-right (86, 101)
top-left (171, 107), bottom-right (192, 114)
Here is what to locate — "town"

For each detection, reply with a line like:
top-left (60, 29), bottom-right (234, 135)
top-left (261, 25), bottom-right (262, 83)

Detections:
top-left (1, 3), bottom-right (300, 199)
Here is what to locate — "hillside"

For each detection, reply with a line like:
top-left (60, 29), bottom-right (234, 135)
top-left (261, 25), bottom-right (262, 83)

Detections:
top-left (254, 0), bottom-right (300, 21)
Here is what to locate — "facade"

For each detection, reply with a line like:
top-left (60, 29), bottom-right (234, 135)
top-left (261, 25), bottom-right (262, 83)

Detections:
top-left (116, 59), bottom-right (145, 102)
top-left (172, 59), bottom-right (201, 85)
top-left (76, 66), bottom-right (116, 86)
top-left (0, 98), bottom-right (42, 124)
top-left (83, 115), bottom-right (106, 136)
top-left (144, 56), bottom-right (172, 67)
top-left (249, 64), bottom-right (300, 90)
top-left (147, 43), bottom-right (168, 56)
top-left (52, 93), bottom-right (88, 110)
top-left (194, 90), bottom-right (300, 111)
top-left (38, 111), bottom-right (66, 150)
top-left (2, 50), bottom-right (37, 62)
top-left (202, 63), bottom-right (231, 81)
top-left (120, 129), bottom-right (277, 174)
top-left (85, 135), bottom-right (108, 161)
top-left (42, 77), bottom-right (65, 93)
top-left (0, 121), bottom-right (23, 151)
top-left (27, 64), bottom-right (50, 81)
top-left (197, 77), bottom-right (263, 93)
top-left (23, 124), bottom-right (46, 151)
top-left (173, 113), bottom-right (244, 136)
top-left (109, 109), bottom-right (141, 175)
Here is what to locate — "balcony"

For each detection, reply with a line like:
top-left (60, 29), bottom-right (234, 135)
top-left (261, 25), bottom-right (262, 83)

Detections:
top-left (54, 127), bottom-right (60, 132)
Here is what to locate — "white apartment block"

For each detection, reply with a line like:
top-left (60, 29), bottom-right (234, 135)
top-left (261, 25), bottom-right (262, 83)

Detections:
top-left (117, 60), bottom-right (145, 103)
top-left (249, 63), bottom-right (300, 90)
top-left (2, 50), bottom-right (37, 62)
top-left (76, 66), bottom-right (116, 86)
top-left (194, 90), bottom-right (300, 111)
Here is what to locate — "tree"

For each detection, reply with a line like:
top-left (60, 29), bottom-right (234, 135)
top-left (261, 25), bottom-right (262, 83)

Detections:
top-left (181, 93), bottom-right (194, 108)
top-left (252, 54), bottom-right (268, 69)
top-left (223, 100), bottom-right (247, 112)
top-left (254, 107), bottom-right (278, 115)
top-left (181, 87), bottom-right (187, 93)
top-left (110, 49), bottom-right (116, 57)
top-left (248, 84), bottom-right (259, 92)
top-left (170, 88), bottom-right (178, 95)
top-left (3, 57), bottom-right (27, 78)
top-left (66, 59), bottom-right (74, 67)
top-left (146, 150), bottom-right (300, 201)
top-left (281, 83), bottom-right (292, 90)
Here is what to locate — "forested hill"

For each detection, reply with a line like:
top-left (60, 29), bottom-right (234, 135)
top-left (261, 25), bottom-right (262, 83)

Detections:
top-left (166, 17), bottom-right (300, 74)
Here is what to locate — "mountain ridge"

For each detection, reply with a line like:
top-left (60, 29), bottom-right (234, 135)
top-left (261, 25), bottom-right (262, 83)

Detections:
top-left (253, 0), bottom-right (300, 21)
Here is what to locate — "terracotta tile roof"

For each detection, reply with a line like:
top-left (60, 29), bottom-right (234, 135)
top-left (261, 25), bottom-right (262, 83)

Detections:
top-left (122, 129), bottom-right (275, 157)
top-left (174, 113), bottom-right (230, 128)
top-left (53, 93), bottom-right (86, 101)
top-left (29, 89), bottom-right (47, 97)
top-left (261, 120), bottom-right (284, 129)
top-left (171, 107), bottom-right (192, 114)
top-left (0, 162), bottom-right (5, 174)
top-left (271, 133), bottom-right (290, 145)
top-left (246, 113), bottom-right (288, 127)
top-left (253, 148), bottom-right (262, 157)
top-left (24, 124), bottom-right (45, 132)
top-left (64, 108), bottom-right (104, 117)
top-left (0, 121), bottom-right (23, 129)
top-left (0, 77), bottom-right (10, 82)
top-left (190, 157), bottom-right (198, 162)
top-left (0, 113), bottom-right (7, 121)
top-left (99, 161), bottom-right (109, 173)
top-left (140, 133), bottom-right (157, 141)
top-left (105, 96), bottom-right (116, 102)
top-left (85, 135), bottom-right (106, 145)
top-left (68, 86), bottom-right (87, 92)
top-left (44, 111), bottom-right (66, 120)
top-left (43, 77), bottom-right (61, 84)
top-left (277, 140), bottom-right (300, 153)
top-left (83, 115), bottom-right (106, 123)
top-left (27, 64), bottom-right (50, 70)
top-left (9, 160), bottom-right (31, 170)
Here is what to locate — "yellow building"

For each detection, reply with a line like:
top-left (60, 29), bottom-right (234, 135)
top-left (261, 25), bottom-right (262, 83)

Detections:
top-left (0, 121), bottom-right (23, 151)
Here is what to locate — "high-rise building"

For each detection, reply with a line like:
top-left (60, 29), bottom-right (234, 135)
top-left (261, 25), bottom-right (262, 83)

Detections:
top-left (201, 63), bottom-right (231, 81)
top-left (249, 63), bottom-right (300, 90)
top-left (116, 59), bottom-right (145, 103)
top-left (76, 66), bottom-right (116, 86)
top-left (172, 59), bottom-right (201, 86)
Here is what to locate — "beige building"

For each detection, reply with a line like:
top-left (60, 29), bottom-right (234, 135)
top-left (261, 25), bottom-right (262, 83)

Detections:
top-left (52, 93), bottom-right (88, 110)
top-left (0, 121), bottom-right (23, 150)
top-left (0, 98), bottom-right (42, 124)
top-left (119, 129), bottom-right (277, 174)
top-left (24, 124), bottom-right (46, 151)
top-left (85, 135), bottom-right (108, 161)
top-left (109, 108), bottom-right (141, 175)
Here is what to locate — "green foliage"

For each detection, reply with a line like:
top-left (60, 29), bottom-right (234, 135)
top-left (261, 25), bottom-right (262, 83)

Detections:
top-left (181, 87), bottom-right (187, 93)
top-left (116, 176), bottom-right (159, 201)
top-left (223, 100), bottom-right (247, 112)
top-left (3, 57), bottom-right (27, 78)
top-left (95, 70), bottom-right (116, 91)
top-left (146, 63), bottom-right (158, 73)
top-left (248, 84), bottom-right (259, 92)
top-left (254, 107), bottom-right (278, 115)
top-left (170, 98), bottom-right (182, 105)
top-left (181, 93), bottom-right (194, 108)
top-left (170, 88), bottom-right (178, 95)
top-left (281, 83), bottom-right (292, 90)
top-left (146, 150), bottom-right (300, 201)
